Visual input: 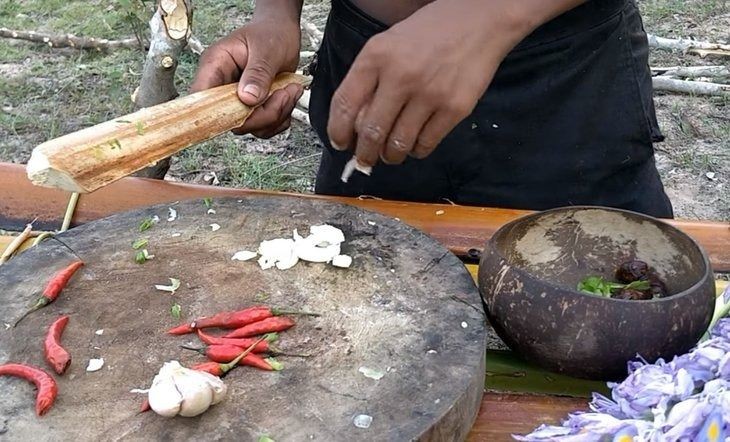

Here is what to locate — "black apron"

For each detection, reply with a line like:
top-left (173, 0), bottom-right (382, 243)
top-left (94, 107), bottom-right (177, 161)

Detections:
top-left (308, 0), bottom-right (674, 218)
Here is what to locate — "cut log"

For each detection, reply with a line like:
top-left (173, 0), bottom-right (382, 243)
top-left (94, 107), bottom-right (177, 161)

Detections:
top-left (651, 65), bottom-right (730, 78)
top-left (26, 73), bottom-right (311, 193)
top-left (652, 76), bottom-right (729, 97)
top-left (301, 20), bottom-right (323, 48)
top-left (0, 27), bottom-right (142, 50)
top-left (647, 34), bottom-right (730, 58)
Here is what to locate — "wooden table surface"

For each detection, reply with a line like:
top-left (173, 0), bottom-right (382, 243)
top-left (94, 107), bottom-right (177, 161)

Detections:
top-left (1, 163), bottom-right (728, 271)
top-left (1, 160), bottom-right (728, 440)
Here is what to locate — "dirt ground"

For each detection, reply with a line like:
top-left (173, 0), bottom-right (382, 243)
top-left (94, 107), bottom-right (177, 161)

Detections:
top-left (0, 0), bottom-right (727, 220)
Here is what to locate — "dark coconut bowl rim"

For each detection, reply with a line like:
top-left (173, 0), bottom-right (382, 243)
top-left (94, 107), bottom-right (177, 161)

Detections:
top-left (486, 205), bottom-right (713, 305)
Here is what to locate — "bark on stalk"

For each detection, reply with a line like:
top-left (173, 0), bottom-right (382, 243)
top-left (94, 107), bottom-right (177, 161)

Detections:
top-left (133, 0), bottom-right (193, 179)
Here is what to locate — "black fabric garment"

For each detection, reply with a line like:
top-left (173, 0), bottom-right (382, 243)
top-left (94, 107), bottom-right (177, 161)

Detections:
top-left (308, 0), bottom-right (674, 218)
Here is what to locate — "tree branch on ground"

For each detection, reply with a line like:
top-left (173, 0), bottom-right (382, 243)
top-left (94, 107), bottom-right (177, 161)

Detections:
top-left (0, 27), bottom-right (141, 50)
top-left (301, 19), bottom-right (323, 49)
top-left (651, 66), bottom-right (730, 79)
top-left (647, 34), bottom-right (730, 58)
top-left (0, 26), bottom-right (207, 55)
top-left (291, 108), bottom-right (310, 126)
top-left (652, 76), bottom-right (729, 97)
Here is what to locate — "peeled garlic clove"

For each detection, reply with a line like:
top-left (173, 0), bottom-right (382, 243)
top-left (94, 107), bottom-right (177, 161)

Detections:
top-left (332, 254), bottom-right (353, 268)
top-left (308, 225), bottom-right (345, 245)
top-left (148, 363), bottom-right (184, 417)
top-left (176, 370), bottom-right (214, 417)
top-left (232, 250), bottom-right (257, 261)
top-left (196, 371), bottom-right (228, 405)
top-left (295, 242), bottom-right (341, 263)
top-left (275, 252), bottom-right (299, 270)
top-left (258, 238), bottom-right (298, 270)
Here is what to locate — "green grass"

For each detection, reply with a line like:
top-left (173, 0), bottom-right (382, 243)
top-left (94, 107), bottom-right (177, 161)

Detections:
top-left (638, 0), bottom-right (727, 23)
top-left (0, 0), bottom-right (724, 199)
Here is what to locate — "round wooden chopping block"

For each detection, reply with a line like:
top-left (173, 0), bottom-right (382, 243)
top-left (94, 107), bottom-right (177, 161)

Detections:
top-left (0, 197), bottom-right (486, 441)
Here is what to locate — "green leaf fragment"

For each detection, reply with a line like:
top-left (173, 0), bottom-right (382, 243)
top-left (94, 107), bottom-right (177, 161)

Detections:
top-left (134, 250), bottom-right (147, 264)
top-left (171, 303), bottom-right (182, 319)
top-left (135, 121), bottom-right (145, 135)
top-left (131, 238), bottom-right (148, 250)
top-left (139, 216), bottom-right (155, 232)
top-left (203, 197), bottom-right (212, 208)
top-left (258, 436), bottom-right (275, 442)
top-left (254, 293), bottom-right (269, 302)
top-left (134, 249), bottom-right (154, 264)
top-left (109, 139), bottom-right (122, 150)
top-left (265, 358), bottom-right (283, 371)
top-left (116, 119), bottom-right (132, 123)
top-left (577, 276), bottom-right (651, 297)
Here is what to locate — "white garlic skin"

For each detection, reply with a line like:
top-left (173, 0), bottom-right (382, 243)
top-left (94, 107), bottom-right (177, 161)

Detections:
top-left (147, 361), bottom-right (228, 418)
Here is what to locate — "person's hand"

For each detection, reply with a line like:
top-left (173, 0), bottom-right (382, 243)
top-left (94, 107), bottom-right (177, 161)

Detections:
top-left (191, 18), bottom-right (303, 138)
top-left (327, 0), bottom-right (531, 165)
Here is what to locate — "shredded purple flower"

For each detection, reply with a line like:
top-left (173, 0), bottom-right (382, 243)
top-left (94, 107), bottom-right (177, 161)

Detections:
top-left (516, 318), bottom-right (730, 441)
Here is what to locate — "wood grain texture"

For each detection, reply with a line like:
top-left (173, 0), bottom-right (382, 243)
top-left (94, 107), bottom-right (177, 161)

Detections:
top-left (0, 197), bottom-right (487, 441)
top-left (26, 73), bottom-right (310, 193)
top-left (467, 393), bottom-right (587, 441)
top-left (2, 163), bottom-right (729, 271)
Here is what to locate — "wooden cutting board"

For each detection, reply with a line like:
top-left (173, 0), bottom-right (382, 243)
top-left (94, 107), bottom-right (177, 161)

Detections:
top-left (0, 197), bottom-right (488, 441)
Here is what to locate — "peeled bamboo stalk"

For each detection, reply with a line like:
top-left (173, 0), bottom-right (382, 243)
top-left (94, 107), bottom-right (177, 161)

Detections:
top-left (27, 73), bottom-right (310, 193)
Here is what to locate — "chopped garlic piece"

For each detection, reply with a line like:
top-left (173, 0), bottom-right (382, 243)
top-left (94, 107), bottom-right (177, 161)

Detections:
top-left (86, 358), bottom-right (104, 372)
top-left (332, 255), bottom-right (353, 268)
top-left (257, 238), bottom-right (298, 270)
top-left (232, 250), bottom-right (257, 261)
top-left (210, 223), bottom-right (221, 232)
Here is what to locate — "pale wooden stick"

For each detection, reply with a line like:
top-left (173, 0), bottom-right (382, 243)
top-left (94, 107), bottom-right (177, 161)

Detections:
top-left (653, 76), bottom-right (730, 97)
top-left (0, 221), bottom-right (34, 264)
top-left (60, 192), bottom-right (80, 232)
top-left (26, 73), bottom-right (311, 193)
top-left (301, 20), bottom-right (323, 48)
top-left (651, 66), bottom-right (730, 78)
top-left (292, 108), bottom-right (310, 125)
top-left (0, 27), bottom-right (141, 50)
top-left (647, 34), bottom-right (730, 57)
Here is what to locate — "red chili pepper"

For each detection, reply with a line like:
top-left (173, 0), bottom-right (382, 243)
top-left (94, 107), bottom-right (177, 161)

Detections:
top-left (181, 344), bottom-right (283, 371)
top-left (223, 316), bottom-right (296, 339)
top-left (166, 306), bottom-right (318, 335)
top-left (196, 329), bottom-right (278, 351)
top-left (14, 261), bottom-right (84, 327)
top-left (44, 315), bottom-right (71, 375)
top-left (0, 363), bottom-right (58, 416)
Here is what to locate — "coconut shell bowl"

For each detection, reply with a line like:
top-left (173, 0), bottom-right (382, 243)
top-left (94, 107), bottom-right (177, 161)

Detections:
top-left (478, 206), bottom-right (715, 380)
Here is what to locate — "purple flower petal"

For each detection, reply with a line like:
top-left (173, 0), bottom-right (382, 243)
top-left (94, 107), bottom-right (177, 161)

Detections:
top-left (512, 424), bottom-right (575, 441)
top-left (696, 408), bottom-right (725, 442)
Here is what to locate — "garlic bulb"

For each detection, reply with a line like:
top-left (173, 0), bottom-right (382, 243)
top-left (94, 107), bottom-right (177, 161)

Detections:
top-left (147, 361), bottom-right (228, 418)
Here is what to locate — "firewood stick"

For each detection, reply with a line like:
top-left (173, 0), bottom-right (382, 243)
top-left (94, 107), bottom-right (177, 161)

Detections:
top-left (652, 76), bottom-right (729, 97)
top-left (647, 34), bottom-right (730, 57)
top-left (651, 66), bottom-right (730, 78)
top-left (26, 73), bottom-right (311, 193)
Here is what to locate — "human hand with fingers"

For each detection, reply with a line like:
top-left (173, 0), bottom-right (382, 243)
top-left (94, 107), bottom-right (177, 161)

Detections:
top-left (327, 0), bottom-right (584, 170)
top-left (190, 3), bottom-right (303, 139)
top-left (327, 0), bottom-right (532, 168)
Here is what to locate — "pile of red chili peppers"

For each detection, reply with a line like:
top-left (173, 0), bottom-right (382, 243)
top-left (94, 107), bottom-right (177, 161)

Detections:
top-left (2, 258), bottom-right (318, 418)
top-left (1, 260), bottom-right (83, 416)
top-left (138, 305), bottom-right (317, 413)
top-left (171, 305), bottom-right (317, 371)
